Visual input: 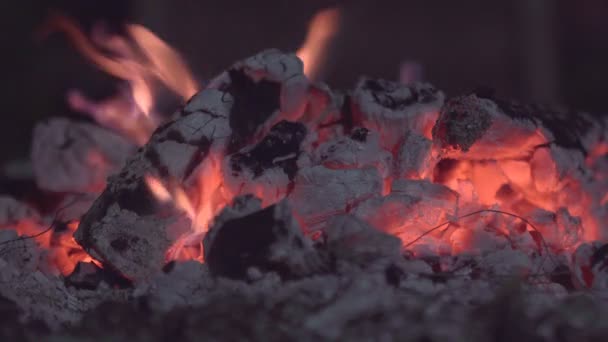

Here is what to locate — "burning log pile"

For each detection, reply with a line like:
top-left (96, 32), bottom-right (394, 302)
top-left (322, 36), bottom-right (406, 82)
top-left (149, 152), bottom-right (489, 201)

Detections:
top-left (2, 48), bottom-right (608, 340)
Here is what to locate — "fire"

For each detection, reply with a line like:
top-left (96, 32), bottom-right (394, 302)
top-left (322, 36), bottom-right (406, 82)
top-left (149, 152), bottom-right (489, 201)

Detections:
top-left (41, 13), bottom-right (199, 145)
top-left (144, 152), bottom-right (228, 262)
top-left (22, 9), bottom-right (606, 283)
top-left (296, 8), bottom-right (341, 81)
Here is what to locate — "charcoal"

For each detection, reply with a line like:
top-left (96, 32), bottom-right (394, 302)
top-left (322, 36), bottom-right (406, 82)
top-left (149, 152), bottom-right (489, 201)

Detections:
top-left (288, 165), bottom-right (383, 231)
top-left (207, 49), bottom-right (310, 153)
top-left (313, 127), bottom-right (393, 178)
top-left (204, 198), bottom-right (324, 280)
top-left (354, 179), bottom-right (458, 239)
top-left (133, 261), bottom-right (213, 312)
top-left (0, 259), bottom-right (83, 329)
top-left (322, 215), bottom-right (401, 270)
top-left (432, 93), bottom-right (605, 160)
top-left (394, 130), bottom-right (435, 179)
top-left (0, 229), bottom-right (42, 273)
top-left (351, 77), bottom-right (444, 149)
top-left (65, 261), bottom-right (131, 290)
top-left (223, 121), bottom-right (309, 203)
top-left (31, 118), bottom-right (136, 193)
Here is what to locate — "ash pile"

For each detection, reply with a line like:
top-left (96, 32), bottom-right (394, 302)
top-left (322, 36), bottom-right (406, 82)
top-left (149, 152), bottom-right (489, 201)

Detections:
top-left (2, 50), bottom-right (608, 341)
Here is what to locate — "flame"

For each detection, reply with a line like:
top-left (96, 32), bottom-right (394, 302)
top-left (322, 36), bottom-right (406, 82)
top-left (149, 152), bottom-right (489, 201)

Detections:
top-left (296, 8), bottom-right (341, 81)
top-left (41, 13), bottom-right (199, 145)
top-left (7, 219), bottom-right (101, 276)
top-left (144, 153), bottom-right (229, 261)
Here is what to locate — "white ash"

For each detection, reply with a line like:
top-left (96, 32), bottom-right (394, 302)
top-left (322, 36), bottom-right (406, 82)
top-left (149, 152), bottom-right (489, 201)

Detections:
top-left (78, 203), bottom-right (186, 282)
top-left (0, 229), bottom-right (42, 273)
top-left (288, 165), bottom-right (382, 231)
top-left (0, 256), bottom-right (82, 329)
top-left (313, 127), bottom-right (393, 178)
top-left (133, 261), bottom-right (214, 312)
top-left (351, 77), bottom-right (444, 149)
top-left (322, 214), bottom-right (402, 271)
top-left (0, 196), bottom-right (40, 225)
top-left (31, 118), bottom-right (136, 193)
top-left (395, 130), bottom-right (435, 179)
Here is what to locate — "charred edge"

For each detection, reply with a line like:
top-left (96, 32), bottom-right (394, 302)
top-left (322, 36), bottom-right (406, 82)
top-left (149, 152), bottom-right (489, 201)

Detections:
top-left (113, 180), bottom-right (159, 216)
top-left (224, 69), bottom-right (282, 154)
top-left (182, 136), bottom-right (212, 181)
top-left (65, 262), bottom-right (132, 290)
top-left (496, 100), bottom-right (594, 153)
top-left (144, 149), bottom-right (170, 179)
top-left (341, 95), bottom-right (354, 132)
top-left (205, 204), bottom-right (294, 279)
top-left (475, 90), bottom-right (597, 153)
top-left (350, 127), bottom-right (370, 142)
top-left (363, 79), bottom-right (439, 110)
top-left (591, 244), bottom-right (608, 268)
top-left (229, 121), bottom-right (307, 180)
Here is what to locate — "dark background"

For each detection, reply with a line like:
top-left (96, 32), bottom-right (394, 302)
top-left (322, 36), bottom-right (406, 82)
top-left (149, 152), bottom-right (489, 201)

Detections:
top-left (2, 0), bottom-right (608, 167)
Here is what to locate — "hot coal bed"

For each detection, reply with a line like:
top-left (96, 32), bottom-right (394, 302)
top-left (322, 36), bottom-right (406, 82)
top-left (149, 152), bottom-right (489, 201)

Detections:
top-left (2, 50), bottom-right (608, 341)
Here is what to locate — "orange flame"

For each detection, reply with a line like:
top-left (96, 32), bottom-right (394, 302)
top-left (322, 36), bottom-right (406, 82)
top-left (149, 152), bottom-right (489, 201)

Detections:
top-left (296, 8), bottom-right (341, 81)
top-left (41, 13), bottom-right (200, 144)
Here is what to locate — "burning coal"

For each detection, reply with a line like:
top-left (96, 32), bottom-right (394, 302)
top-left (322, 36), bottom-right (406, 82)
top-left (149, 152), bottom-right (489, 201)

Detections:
top-left (2, 12), bottom-right (608, 340)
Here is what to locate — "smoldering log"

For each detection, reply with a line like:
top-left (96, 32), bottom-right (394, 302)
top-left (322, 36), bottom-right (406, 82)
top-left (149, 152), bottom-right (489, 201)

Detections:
top-left (75, 87), bottom-right (232, 282)
top-left (75, 50), bottom-right (313, 282)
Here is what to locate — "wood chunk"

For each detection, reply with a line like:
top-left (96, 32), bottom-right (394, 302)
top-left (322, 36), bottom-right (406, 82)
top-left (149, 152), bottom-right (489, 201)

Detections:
top-left (288, 166), bottom-right (383, 231)
top-left (31, 118), bottom-right (136, 193)
top-left (313, 127), bottom-right (393, 178)
top-left (351, 78), bottom-right (444, 149)
top-left (204, 197), bottom-right (323, 280)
